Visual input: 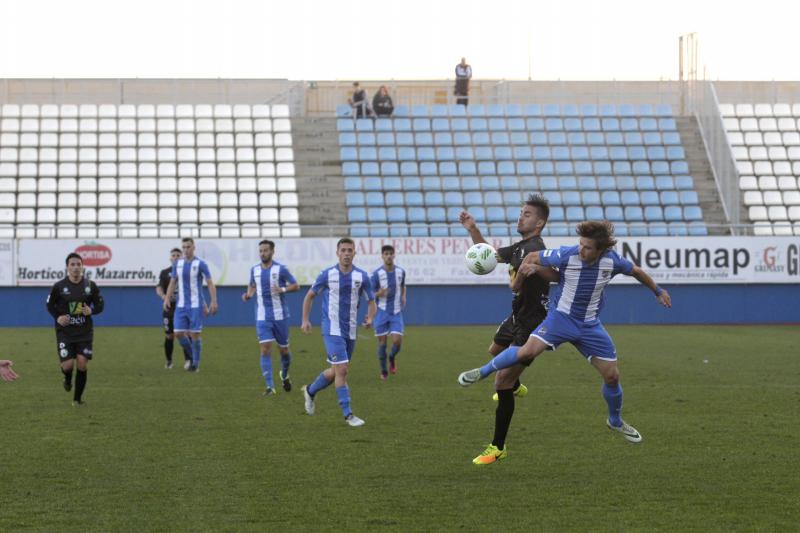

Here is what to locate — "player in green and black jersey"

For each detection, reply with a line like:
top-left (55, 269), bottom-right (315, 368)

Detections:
top-left (46, 252), bottom-right (104, 405)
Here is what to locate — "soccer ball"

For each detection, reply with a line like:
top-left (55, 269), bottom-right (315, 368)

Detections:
top-left (465, 243), bottom-right (498, 275)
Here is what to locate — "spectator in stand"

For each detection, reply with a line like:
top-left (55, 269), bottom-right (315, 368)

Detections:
top-left (372, 86), bottom-right (394, 117)
top-left (455, 57), bottom-right (472, 106)
top-left (348, 82), bottom-right (371, 118)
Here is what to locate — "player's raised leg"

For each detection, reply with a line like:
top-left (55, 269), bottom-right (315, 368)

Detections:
top-left (458, 335), bottom-right (548, 386)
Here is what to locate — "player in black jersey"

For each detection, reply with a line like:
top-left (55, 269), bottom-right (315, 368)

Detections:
top-left (156, 248), bottom-right (192, 369)
top-left (46, 252), bottom-right (104, 405)
top-left (460, 194), bottom-right (559, 465)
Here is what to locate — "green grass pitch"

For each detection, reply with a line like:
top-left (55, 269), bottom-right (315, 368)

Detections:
top-left (1, 325), bottom-right (798, 531)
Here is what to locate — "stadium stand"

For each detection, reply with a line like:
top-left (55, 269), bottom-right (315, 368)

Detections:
top-left (720, 102), bottom-right (800, 235)
top-left (0, 103), bottom-right (300, 238)
top-left (339, 104), bottom-right (707, 237)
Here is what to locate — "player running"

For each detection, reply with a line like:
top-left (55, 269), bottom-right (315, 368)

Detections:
top-left (458, 220), bottom-right (671, 464)
top-left (242, 239), bottom-right (299, 395)
top-left (46, 252), bottom-right (105, 405)
top-left (300, 238), bottom-right (376, 427)
top-left (370, 245), bottom-right (406, 380)
top-left (163, 238), bottom-right (218, 372)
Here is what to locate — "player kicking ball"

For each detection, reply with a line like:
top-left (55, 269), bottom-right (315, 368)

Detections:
top-left (459, 221), bottom-right (671, 465)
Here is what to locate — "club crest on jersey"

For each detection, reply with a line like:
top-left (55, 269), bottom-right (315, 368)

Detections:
top-left (602, 270), bottom-right (611, 279)
top-left (63, 287), bottom-right (69, 293)
top-left (538, 326), bottom-right (547, 335)
top-left (85, 286), bottom-right (91, 294)
top-left (60, 349), bottom-right (68, 358)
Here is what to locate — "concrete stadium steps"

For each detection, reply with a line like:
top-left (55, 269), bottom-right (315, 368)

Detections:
top-left (291, 117), bottom-right (348, 234)
top-left (676, 116), bottom-right (729, 234)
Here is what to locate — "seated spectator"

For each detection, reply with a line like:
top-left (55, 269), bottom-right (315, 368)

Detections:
top-left (372, 86), bottom-right (394, 117)
top-left (348, 81), bottom-right (371, 118)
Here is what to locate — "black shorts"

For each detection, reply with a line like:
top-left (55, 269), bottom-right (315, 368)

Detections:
top-left (493, 312), bottom-right (546, 348)
top-left (57, 340), bottom-right (93, 361)
top-left (163, 307), bottom-right (175, 335)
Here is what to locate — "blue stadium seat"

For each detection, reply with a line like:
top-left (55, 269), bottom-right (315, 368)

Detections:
top-left (388, 207), bottom-right (407, 222)
top-left (629, 224), bottom-right (648, 236)
top-left (429, 225), bottom-right (449, 236)
top-left (482, 176), bottom-right (500, 191)
top-left (394, 118), bottom-right (412, 132)
top-left (350, 225), bottom-right (369, 237)
top-left (422, 176), bottom-right (441, 190)
top-left (667, 146), bottom-right (685, 160)
top-left (684, 206), bottom-right (702, 221)
top-left (473, 132), bottom-right (490, 145)
top-left (563, 104), bottom-right (580, 117)
top-left (619, 104), bottom-right (636, 117)
top-left (432, 119), bottom-right (450, 133)
top-left (644, 206), bottom-right (664, 222)
top-left (411, 105), bottom-right (428, 117)
top-left (594, 161), bottom-right (612, 175)
top-left (549, 206), bottom-right (565, 221)
top-left (614, 224), bottom-right (629, 236)
top-left (365, 192), bottom-right (384, 207)
top-left (346, 192), bottom-right (365, 206)
top-left (508, 118), bottom-right (526, 131)
top-left (565, 118), bottom-right (583, 131)
top-left (376, 118), bottom-right (394, 132)
top-left (409, 225), bottom-right (428, 236)
top-left (651, 161), bottom-right (669, 174)
top-left (679, 190), bottom-right (699, 205)
top-left (378, 147), bottom-right (397, 162)
top-left (628, 145), bottom-right (647, 160)
top-left (662, 132), bottom-right (681, 145)
top-left (621, 118), bottom-right (638, 131)
top-left (675, 175), bottom-right (694, 190)
top-left (389, 225), bottom-right (409, 237)
top-left (436, 147), bottom-right (455, 161)
top-left (487, 206), bottom-right (506, 222)
top-left (639, 118), bottom-right (657, 131)
top-left (642, 132), bottom-right (661, 146)
top-left (668, 222), bottom-right (688, 236)
top-left (459, 161), bottom-right (477, 175)
top-left (397, 147), bottom-right (415, 163)
top-left (440, 161), bottom-right (457, 176)
top-left (399, 162), bottom-right (418, 176)
top-left (471, 118), bottom-right (488, 131)
top-left (621, 191), bottom-right (640, 205)
top-left (488, 224), bottom-right (510, 236)
top-left (658, 118), bottom-right (677, 131)
top-left (413, 118), bottom-right (431, 132)
top-left (393, 105), bottom-right (409, 117)
top-left (601, 190), bottom-right (621, 205)
top-left (517, 161), bottom-right (534, 174)
top-left (602, 118), bottom-right (620, 131)
top-left (489, 118), bottom-right (506, 131)
top-left (462, 176), bottom-right (480, 190)
top-left (545, 118), bottom-right (564, 131)
top-left (605, 206), bottom-right (624, 221)
top-left (448, 105), bottom-right (467, 117)
top-left (431, 105), bottom-right (448, 117)
top-left (558, 176), bottom-right (577, 190)
top-left (376, 132), bottom-right (394, 145)
top-left (531, 146), bottom-right (550, 161)
top-left (468, 105), bottom-right (486, 117)
top-left (624, 206), bottom-right (644, 221)
top-left (625, 132), bottom-right (643, 145)
top-left (337, 119), bottom-right (355, 132)
top-left (444, 191), bottom-right (463, 205)
top-left (503, 190), bottom-right (522, 205)
top-left (688, 222), bottom-right (708, 235)
top-left (583, 118), bottom-right (601, 132)
top-left (640, 191), bottom-right (660, 206)
top-left (341, 162), bottom-right (359, 176)
top-left (552, 146), bottom-right (570, 161)
top-left (336, 104), bottom-right (352, 118)
top-left (655, 104), bottom-right (673, 117)
top-left (609, 146), bottom-right (628, 160)
top-left (632, 161), bottom-right (651, 174)
top-left (361, 162), bottom-right (379, 175)
top-left (584, 132), bottom-right (602, 146)
top-left (473, 146), bottom-right (491, 161)
top-left (671, 161), bottom-right (689, 174)
top-left (614, 161), bottom-right (632, 175)
top-left (340, 133), bottom-right (357, 146)
top-left (363, 176), bottom-right (382, 191)
top-left (500, 175), bottom-right (519, 189)
top-left (348, 207), bottom-right (367, 222)
top-left (344, 177), bottom-right (361, 191)
top-left (582, 191), bottom-right (601, 205)
top-left (606, 132), bottom-right (624, 145)
top-left (441, 176), bottom-right (460, 191)
top-left (495, 146), bottom-right (513, 161)
top-left (380, 162), bottom-right (398, 177)
top-left (544, 191), bottom-right (562, 205)
top-left (425, 191), bottom-right (444, 206)
top-left (524, 104), bottom-right (542, 116)
top-left (520, 175), bottom-right (538, 189)
top-left (416, 132), bottom-right (433, 146)
top-left (578, 176), bottom-right (597, 189)
top-left (655, 175), bottom-right (674, 190)
top-left (478, 162), bottom-right (496, 176)
top-left (664, 206), bottom-right (682, 221)
top-left (358, 132), bottom-right (376, 145)
top-left (402, 176), bottom-right (421, 191)
top-left (563, 191), bottom-right (581, 205)
top-left (340, 147), bottom-right (358, 161)
top-left (355, 119), bottom-right (373, 132)
top-left (590, 146), bottom-right (609, 160)
top-left (568, 131), bottom-right (586, 144)
top-left (635, 175), bottom-right (655, 190)
top-left (467, 206), bottom-right (486, 222)
top-left (434, 132), bottom-right (453, 146)
top-left (419, 161), bottom-right (437, 176)
top-left (566, 206), bottom-right (585, 221)
top-left (638, 104), bottom-right (654, 116)
top-left (660, 191), bottom-right (679, 205)
top-left (385, 189), bottom-right (403, 203)
top-left (497, 161), bottom-right (515, 175)
top-left (543, 103), bottom-right (560, 117)
top-left (451, 118), bottom-right (469, 131)
top-left (506, 104), bottom-right (523, 117)
top-left (528, 131), bottom-right (546, 145)
top-left (586, 205), bottom-right (604, 219)
top-left (417, 147), bottom-right (435, 161)
top-left (574, 161), bottom-right (592, 175)
top-left (491, 132), bottom-right (510, 145)
top-left (572, 147), bottom-right (590, 161)
top-left (407, 207), bottom-right (426, 222)
top-left (405, 192), bottom-right (424, 207)
top-left (394, 132), bottom-right (412, 146)
top-left (550, 133), bottom-right (570, 145)
top-left (464, 191), bottom-right (482, 205)
top-left (580, 104), bottom-right (598, 116)
top-left (527, 118), bottom-right (545, 131)
top-left (427, 207), bottom-right (447, 223)
top-left (359, 147), bottom-right (377, 161)
top-left (454, 146), bottom-right (473, 161)
top-left (453, 132), bottom-right (471, 146)
top-left (539, 176), bottom-right (558, 190)
top-left (451, 223), bottom-right (469, 237)
top-left (556, 162), bottom-right (574, 176)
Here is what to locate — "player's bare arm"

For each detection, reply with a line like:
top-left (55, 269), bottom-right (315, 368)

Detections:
top-left (511, 263), bottom-right (558, 291)
top-left (271, 281), bottom-right (300, 295)
top-left (459, 210), bottom-right (488, 246)
top-left (301, 290), bottom-right (316, 333)
top-left (242, 284), bottom-right (256, 302)
top-left (206, 279), bottom-right (218, 314)
top-left (631, 266), bottom-right (672, 308)
top-left (363, 300), bottom-right (377, 328)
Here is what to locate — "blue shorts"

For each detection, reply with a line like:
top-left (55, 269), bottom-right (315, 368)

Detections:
top-left (374, 309), bottom-right (404, 337)
top-left (174, 307), bottom-right (203, 333)
top-left (530, 311), bottom-right (617, 361)
top-left (323, 334), bottom-right (356, 365)
top-left (256, 319), bottom-right (289, 346)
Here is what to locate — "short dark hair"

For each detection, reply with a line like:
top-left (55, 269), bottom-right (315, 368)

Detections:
top-left (576, 220), bottom-right (617, 251)
top-left (170, 248), bottom-right (181, 254)
top-left (258, 240), bottom-right (275, 250)
top-left (65, 252), bottom-right (82, 265)
top-left (381, 245), bottom-right (395, 254)
top-left (337, 237), bottom-right (355, 250)
top-left (182, 237), bottom-right (194, 244)
top-left (525, 193), bottom-right (550, 222)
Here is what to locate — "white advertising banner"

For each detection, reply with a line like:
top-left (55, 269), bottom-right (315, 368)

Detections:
top-left (12, 236), bottom-right (800, 286)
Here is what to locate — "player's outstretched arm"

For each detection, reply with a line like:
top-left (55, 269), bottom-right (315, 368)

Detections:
top-left (301, 290), bottom-right (316, 333)
top-left (458, 210), bottom-right (487, 245)
top-left (630, 266), bottom-right (671, 308)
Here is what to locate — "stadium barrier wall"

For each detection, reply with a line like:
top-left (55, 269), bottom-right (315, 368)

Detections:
top-left (2, 284), bottom-right (798, 328)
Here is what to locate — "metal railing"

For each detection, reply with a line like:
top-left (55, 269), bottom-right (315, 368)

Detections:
top-left (691, 81), bottom-right (742, 229)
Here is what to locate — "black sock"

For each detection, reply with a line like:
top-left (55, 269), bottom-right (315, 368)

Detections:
top-left (512, 379), bottom-right (521, 392)
top-left (74, 370), bottom-right (87, 402)
top-left (62, 367), bottom-right (73, 384)
top-left (164, 338), bottom-right (174, 362)
top-left (492, 389), bottom-right (516, 450)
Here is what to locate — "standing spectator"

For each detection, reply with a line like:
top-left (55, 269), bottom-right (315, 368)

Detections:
top-left (372, 85), bottom-right (394, 117)
top-left (455, 57), bottom-right (472, 106)
top-left (348, 81), bottom-right (371, 118)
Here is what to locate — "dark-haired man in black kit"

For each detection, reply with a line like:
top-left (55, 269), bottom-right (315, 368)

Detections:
top-left (46, 252), bottom-right (104, 406)
top-left (156, 248), bottom-right (192, 369)
top-left (459, 194), bottom-right (557, 465)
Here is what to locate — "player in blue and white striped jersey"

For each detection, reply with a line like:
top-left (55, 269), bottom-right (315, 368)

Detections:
top-left (459, 221), bottom-right (671, 454)
top-left (242, 240), bottom-right (299, 395)
top-left (370, 245), bottom-right (407, 380)
top-left (163, 238), bottom-right (218, 372)
top-left (300, 238), bottom-right (376, 427)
